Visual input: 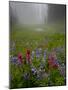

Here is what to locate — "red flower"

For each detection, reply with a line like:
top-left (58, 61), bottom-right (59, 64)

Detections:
top-left (18, 53), bottom-right (23, 63)
top-left (26, 49), bottom-right (31, 64)
top-left (48, 54), bottom-right (58, 69)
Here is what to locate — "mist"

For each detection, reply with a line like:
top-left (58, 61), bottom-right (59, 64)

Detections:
top-left (9, 1), bottom-right (66, 27)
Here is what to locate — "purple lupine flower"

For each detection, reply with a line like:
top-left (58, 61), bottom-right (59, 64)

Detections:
top-left (36, 48), bottom-right (40, 59)
top-left (11, 56), bottom-right (18, 64)
top-left (31, 67), bottom-right (37, 75)
top-left (59, 66), bottom-right (65, 77)
top-left (36, 48), bottom-right (39, 54)
top-left (53, 59), bottom-right (59, 66)
top-left (59, 63), bottom-right (65, 76)
top-left (17, 60), bottom-right (22, 65)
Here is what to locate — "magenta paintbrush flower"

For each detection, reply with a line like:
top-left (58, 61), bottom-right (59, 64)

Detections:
top-left (18, 52), bottom-right (23, 64)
